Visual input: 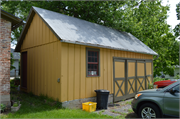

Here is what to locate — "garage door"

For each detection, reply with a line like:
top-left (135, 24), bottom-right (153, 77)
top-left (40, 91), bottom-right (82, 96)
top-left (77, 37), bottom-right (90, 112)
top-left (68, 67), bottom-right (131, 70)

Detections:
top-left (113, 58), bottom-right (153, 102)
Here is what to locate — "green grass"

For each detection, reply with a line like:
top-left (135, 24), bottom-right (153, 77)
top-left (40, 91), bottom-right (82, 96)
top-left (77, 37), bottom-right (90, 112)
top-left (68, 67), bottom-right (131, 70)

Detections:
top-left (125, 101), bottom-right (132, 105)
top-left (127, 109), bottom-right (134, 113)
top-left (1, 88), bottom-right (113, 118)
top-left (111, 110), bottom-right (115, 113)
top-left (2, 109), bottom-right (113, 118)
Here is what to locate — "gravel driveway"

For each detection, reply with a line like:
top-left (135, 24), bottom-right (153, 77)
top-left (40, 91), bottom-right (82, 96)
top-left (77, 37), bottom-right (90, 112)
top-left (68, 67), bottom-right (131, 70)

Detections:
top-left (94, 98), bottom-right (138, 118)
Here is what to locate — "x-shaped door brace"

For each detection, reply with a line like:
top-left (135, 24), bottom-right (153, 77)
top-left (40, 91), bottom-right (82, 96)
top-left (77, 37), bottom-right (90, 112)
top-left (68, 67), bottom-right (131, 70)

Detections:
top-left (137, 78), bottom-right (145, 91)
top-left (127, 79), bottom-right (135, 94)
top-left (115, 80), bottom-right (125, 97)
top-left (146, 76), bottom-right (152, 83)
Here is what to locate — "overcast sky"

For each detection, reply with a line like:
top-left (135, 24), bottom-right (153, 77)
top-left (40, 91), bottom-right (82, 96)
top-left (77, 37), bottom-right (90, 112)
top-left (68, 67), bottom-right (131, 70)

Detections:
top-left (162, 0), bottom-right (180, 29)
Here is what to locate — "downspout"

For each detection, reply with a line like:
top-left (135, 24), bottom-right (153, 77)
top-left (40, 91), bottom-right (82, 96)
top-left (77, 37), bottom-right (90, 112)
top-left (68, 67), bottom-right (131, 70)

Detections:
top-left (153, 55), bottom-right (159, 61)
top-left (12, 21), bottom-right (25, 31)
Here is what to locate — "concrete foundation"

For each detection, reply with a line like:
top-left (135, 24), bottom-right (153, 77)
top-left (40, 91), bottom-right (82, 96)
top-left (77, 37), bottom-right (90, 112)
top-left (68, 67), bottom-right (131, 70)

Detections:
top-left (62, 94), bottom-right (113, 109)
top-left (1, 94), bottom-right (11, 108)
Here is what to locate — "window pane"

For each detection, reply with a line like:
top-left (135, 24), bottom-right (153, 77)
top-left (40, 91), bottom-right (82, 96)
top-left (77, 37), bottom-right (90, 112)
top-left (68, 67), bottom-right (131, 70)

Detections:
top-left (88, 64), bottom-right (98, 76)
top-left (88, 64), bottom-right (91, 70)
top-left (93, 64), bottom-right (95, 70)
top-left (88, 51), bottom-right (91, 56)
top-left (88, 57), bottom-right (91, 62)
top-left (92, 57), bottom-right (94, 62)
top-left (88, 71), bottom-right (91, 75)
top-left (173, 84), bottom-right (179, 93)
top-left (92, 52), bottom-right (94, 57)
top-left (87, 50), bottom-right (99, 76)
top-left (95, 65), bottom-right (97, 70)
top-left (90, 64), bottom-right (93, 70)
top-left (95, 52), bottom-right (97, 57)
top-left (95, 58), bottom-right (97, 62)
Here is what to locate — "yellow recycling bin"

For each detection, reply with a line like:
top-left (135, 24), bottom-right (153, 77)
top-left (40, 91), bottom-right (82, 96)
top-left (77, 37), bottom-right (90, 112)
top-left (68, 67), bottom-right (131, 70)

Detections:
top-left (82, 102), bottom-right (97, 112)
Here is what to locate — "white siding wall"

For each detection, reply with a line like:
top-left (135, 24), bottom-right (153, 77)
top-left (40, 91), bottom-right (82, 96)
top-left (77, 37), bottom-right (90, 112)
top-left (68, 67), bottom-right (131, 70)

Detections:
top-left (174, 68), bottom-right (179, 76)
top-left (10, 59), bottom-right (19, 77)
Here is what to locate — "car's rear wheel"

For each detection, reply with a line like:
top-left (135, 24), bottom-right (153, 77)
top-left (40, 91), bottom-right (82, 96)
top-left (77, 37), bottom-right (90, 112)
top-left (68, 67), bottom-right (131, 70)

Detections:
top-left (138, 103), bottom-right (161, 119)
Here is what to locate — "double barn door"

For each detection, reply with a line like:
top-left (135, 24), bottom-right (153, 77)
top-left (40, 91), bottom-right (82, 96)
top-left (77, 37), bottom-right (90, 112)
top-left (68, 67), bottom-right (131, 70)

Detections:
top-left (113, 58), bottom-right (153, 102)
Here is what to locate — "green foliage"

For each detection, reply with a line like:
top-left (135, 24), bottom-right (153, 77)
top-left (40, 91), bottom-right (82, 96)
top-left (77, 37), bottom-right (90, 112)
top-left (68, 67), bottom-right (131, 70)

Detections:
top-left (28, 92), bottom-right (34, 97)
top-left (125, 101), bottom-right (132, 105)
top-left (173, 24), bottom-right (180, 38)
top-left (2, 88), bottom-right (113, 118)
top-left (10, 79), bottom-right (15, 85)
top-left (10, 79), bottom-right (18, 88)
top-left (1, 0), bottom-right (179, 76)
top-left (13, 78), bottom-right (21, 86)
top-left (174, 2), bottom-right (180, 38)
top-left (55, 101), bottom-right (63, 109)
top-left (55, 98), bottom-right (63, 109)
top-left (0, 103), bottom-right (6, 112)
top-left (14, 78), bottom-right (20, 80)
top-left (174, 75), bottom-right (180, 79)
top-left (176, 2), bottom-right (180, 20)
top-left (148, 83), bottom-right (154, 89)
top-left (13, 103), bottom-right (18, 107)
top-left (153, 77), bottom-right (168, 83)
top-left (119, 1), bottom-right (179, 76)
top-left (127, 109), bottom-right (133, 113)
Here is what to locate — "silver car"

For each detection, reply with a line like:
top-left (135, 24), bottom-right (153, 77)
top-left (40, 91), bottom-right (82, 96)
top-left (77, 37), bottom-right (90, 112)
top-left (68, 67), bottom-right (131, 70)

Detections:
top-left (131, 81), bottom-right (179, 118)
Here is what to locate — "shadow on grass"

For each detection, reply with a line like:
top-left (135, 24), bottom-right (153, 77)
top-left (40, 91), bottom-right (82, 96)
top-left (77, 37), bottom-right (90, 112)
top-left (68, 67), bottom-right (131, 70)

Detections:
top-left (125, 112), bottom-right (138, 118)
top-left (9, 88), bottom-right (64, 116)
top-left (6, 88), bottom-right (113, 118)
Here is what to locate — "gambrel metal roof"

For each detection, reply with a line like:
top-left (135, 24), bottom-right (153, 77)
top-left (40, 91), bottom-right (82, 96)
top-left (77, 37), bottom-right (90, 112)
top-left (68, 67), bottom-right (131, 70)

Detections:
top-left (15, 6), bottom-right (158, 55)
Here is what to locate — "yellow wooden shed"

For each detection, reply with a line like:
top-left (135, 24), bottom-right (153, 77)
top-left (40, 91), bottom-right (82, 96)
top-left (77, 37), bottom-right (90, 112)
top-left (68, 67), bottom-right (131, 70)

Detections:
top-left (15, 6), bottom-right (158, 108)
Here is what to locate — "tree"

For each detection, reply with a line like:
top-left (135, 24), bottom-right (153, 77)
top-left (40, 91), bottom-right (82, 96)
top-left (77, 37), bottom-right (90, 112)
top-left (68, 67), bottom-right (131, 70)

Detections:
top-left (111, 0), bottom-right (178, 76)
top-left (176, 2), bottom-right (180, 20)
top-left (1, 0), bottom-right (178, 76)
top-left (174, 2), bottom-right (180, 38)
top-left (1, 1), bottom-right (128, 41)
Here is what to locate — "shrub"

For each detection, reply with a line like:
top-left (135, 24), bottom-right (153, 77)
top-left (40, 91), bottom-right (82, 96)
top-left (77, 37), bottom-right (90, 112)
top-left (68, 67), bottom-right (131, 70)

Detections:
top-left (13, 103), bottom-right (18, 107)
top-left (0, 104), bottom-right (6, 112)
top-left (148, 83), bottom-right (154, 89)
top-left (174, 75), bottom-right (180, 79)
top-left (14, 78), bottom-right (20, 86)
top-left (55, 98), bottom-right (63, 109)
top-left (153, 77), bottom-right (166, 83)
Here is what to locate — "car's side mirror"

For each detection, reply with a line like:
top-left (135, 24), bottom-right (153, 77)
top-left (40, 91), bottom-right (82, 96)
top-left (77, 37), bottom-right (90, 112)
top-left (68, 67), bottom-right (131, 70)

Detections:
top-left (170, 88), bottom-right (175, 94)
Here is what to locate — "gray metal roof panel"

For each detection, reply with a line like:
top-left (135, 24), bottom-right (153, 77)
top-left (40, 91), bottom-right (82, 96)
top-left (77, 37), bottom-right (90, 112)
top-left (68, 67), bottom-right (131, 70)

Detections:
top-left (33, 6), bottom-right (157, 55)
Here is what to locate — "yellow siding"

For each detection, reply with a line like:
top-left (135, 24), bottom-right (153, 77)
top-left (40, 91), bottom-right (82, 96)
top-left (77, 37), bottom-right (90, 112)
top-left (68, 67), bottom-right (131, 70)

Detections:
top-left (115, 62), bottom-right (125, 78)
top-left (21, 13), bottom-right (58, 50)
top-left (20, 13), bottom-right (153, 102)
top-left (20, 13), bottom-right (61, 100)
top-left (21, 41), bottom-right (61, 100)
top-left (128, 62), bottom-right (135, 77)
top-left (61, 43), bottom-right (153, 102)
